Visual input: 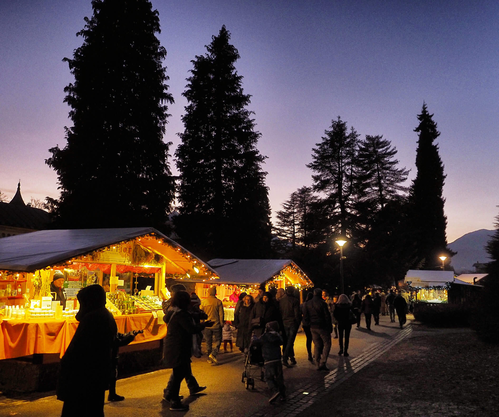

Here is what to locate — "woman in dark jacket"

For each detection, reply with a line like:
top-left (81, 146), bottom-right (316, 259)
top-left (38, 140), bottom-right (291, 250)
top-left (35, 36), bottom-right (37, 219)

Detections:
top-left (57, 284), bottom-right (117, 417)
top-left (333, 294), bottom-right (353, 357)
top-left (301, 292), bottom-right (314, 362)
top-left (163, 291), bottom-right (213, 411)
top-left (234, 294), bottom-right (254, 353)
top-left (351, 293), bottom-right (362, 328)
top-left (250, 292), bottom-right (282, 337)
top-left (361, 294), bottom-right (374, 331)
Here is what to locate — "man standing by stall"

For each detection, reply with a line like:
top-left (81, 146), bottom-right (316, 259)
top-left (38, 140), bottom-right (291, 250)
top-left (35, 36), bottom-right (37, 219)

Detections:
top-left (50, 270), bottom-right (67, 309)
top-left (200, 287), bottom-right (224, 365)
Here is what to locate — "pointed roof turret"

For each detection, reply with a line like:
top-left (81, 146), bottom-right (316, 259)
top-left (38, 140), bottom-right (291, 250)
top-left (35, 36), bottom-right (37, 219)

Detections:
top-left (10, 182), bottom-right (26, 206)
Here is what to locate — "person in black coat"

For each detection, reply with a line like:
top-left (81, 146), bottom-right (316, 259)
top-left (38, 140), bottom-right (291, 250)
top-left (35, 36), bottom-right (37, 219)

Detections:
top-left (351, 293), bottom-right (362, 328)
top-left (361, 294), bottom-right (374, 331)
top-left (234, 294), bottom-right (254, 353)
top-left (57, 284), bottom-right (117, 417)
top-left (162, 291), bottom-right (213, 412)
top-left (108, 330), bottom-right (142, 402)
top-left (333, 294), bottom-right (353, 357)
top-left (393, 292), bottom-right (408, 329)
top-left (372, 292), bottom-right (382, 325)
top-left (250, 292), bottom-right (282, 337)
top-left (301, 292), bottom-right (314, 363)
top-left (303, 288), bottom-right (332, 371)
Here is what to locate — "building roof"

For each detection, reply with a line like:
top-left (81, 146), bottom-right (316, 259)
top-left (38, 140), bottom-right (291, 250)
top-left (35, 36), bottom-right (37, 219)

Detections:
top-left (208, 258), bottom-right (313, 287)
top-left (404, 270), bottom-right (477, 287)
top-left (455, 273), bottom-right (488, 285)
top-left (0, 182), bottom-right (50, 230)
top-left (0, 227), bottom-right (218, 278)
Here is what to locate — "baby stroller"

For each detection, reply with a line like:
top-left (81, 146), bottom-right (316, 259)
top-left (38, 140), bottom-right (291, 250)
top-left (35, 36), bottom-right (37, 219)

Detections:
top-left (241, 338), bottom-right (265, 390)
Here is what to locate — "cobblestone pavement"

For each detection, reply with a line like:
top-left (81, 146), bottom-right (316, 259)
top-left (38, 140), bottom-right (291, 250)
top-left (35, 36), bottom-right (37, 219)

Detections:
top-left (0, 314), bottom-right (414, 417)
top-left (251, 326), bottom-right (413, 417)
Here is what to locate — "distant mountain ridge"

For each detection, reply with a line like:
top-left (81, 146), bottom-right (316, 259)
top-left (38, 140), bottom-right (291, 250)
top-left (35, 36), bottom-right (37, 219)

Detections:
top-left (449, 229), bottom-right (494, 273)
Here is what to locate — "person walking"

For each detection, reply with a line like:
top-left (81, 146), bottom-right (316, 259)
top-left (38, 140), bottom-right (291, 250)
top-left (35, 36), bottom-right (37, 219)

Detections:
top-left (351, 293), bottom-right (362, 328)
top-left (57, 285), bottom-right (117, 417)
top-left (303, 288), bottom-right (332, 371)
top-left (393, 291), bottom-right (408, 329)
top-left (234, 294), bottom-right (254, 353)
top-left (250, 291), bottom-right (282, 337)
top-left (108, 329), bottom-right (142, 402)
top-left (361, 294), bottom-right (374, 331)
top-left (163, 291), bottom-right (214, 411)
top-left (200, 287), bottom-right (224, 365)
top-left (333, 294), bottom-right (353, 357)
top-left (322, 290), bottom-right (338, 339)
top-left (301, 292), bottom-right (314, 363)
top-left (222, 321), bottom-right (234, 353)
top-left (163, 287), bottom-right (208, 402)
top-left (279, 286), bottom-right (302, 367)
top-left (372, 292), bottom-right (381, 326)
top-left (380, 291), bottom-right (388, 316)
top-left (386, 289), bottom-right (396, 323)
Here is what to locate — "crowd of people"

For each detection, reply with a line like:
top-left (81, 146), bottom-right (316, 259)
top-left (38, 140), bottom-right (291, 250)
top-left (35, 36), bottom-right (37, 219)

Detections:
top-left (56, 283), bottom-right (409, 415)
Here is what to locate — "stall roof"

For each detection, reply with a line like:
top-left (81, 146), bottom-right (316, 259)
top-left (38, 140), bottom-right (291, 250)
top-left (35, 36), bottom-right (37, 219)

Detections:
top-left (207, 258), bottom-right (313, 287)
top-left (455, 274), bottom-right (488, 285)
top-left (0, 227), bottom-right (217, 278)
top-left (404, 270), bottom-right (475, 287)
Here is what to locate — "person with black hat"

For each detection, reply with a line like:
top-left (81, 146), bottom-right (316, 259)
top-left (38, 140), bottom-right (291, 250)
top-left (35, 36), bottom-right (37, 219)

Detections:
top-left (50, 270), bottom-right (67, 309)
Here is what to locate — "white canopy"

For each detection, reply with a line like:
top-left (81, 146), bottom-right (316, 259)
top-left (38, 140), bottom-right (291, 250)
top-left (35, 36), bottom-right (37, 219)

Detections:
top-left (208, 258), bottom-right (313, 288)
top-left (404, 270), bottom-right (475, 287)
top-left (0, 227), bottom-right (217, 279)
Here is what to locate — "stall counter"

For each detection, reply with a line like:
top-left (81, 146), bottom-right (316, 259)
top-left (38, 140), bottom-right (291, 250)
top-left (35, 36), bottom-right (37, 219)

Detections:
top-left (0, 312), bottom-right (166, 360)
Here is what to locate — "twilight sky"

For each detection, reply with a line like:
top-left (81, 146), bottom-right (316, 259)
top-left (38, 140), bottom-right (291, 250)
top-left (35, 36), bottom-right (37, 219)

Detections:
top-left (1, 0), bottom-right (498, 243)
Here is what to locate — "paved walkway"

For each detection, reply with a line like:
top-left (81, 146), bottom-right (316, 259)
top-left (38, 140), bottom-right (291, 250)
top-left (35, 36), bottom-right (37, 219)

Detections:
top-left (251, 325), bottom-right (413, 417)
top-left (0, 314), bottom-right (413, 417)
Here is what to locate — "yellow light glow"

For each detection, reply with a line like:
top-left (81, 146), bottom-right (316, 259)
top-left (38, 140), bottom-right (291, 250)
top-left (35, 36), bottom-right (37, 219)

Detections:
top-left (336, 239), bottom-right (347, 247)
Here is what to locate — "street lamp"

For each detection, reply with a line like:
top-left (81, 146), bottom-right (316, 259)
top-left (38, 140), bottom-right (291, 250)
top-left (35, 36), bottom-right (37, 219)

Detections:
top-left (336, 239), bottom-right (347, 294)
top-left (439, 256), bottom-right (447, 270)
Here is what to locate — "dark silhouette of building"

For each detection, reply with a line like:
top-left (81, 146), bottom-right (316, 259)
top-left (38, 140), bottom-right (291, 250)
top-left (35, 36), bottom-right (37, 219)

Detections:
top-left (0, 183), bottom-right (50, 238)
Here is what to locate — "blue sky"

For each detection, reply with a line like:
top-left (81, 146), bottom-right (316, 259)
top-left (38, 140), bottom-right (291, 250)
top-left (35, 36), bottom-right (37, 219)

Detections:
top-left (1, 0), bottom-right (499, 242)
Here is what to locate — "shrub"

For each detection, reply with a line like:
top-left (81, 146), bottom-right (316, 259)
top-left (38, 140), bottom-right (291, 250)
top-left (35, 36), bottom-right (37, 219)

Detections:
top-left (413, 302), bottom-right (472, 327)
top-left (470, 276), bottom-right (499, 344)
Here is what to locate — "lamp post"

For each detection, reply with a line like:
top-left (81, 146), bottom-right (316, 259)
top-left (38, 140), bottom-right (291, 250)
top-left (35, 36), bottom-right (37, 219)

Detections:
top-left (336, 239), bottom-right (347, 294)
top-left (439, 256), bottom-right (447, 270)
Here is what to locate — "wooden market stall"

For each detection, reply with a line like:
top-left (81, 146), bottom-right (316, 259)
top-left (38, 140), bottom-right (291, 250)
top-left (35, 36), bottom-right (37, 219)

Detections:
top-left (401, 270), bottom-right (483, 304)
top-left (0, 227), bottom-right (219, 361)
top-left (203, 259), bottom-right (313, 321)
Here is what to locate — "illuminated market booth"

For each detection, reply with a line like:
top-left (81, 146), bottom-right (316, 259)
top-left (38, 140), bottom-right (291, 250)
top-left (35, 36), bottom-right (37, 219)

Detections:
top-left (401, 270), bottom-right (483, 304)
top-left (0, 227), bottom-right (219, 363)
top-left (203, 259), bottom-right (314, 321)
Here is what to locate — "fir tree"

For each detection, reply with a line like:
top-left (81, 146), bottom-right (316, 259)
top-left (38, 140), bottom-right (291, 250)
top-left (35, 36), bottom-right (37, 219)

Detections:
top-left (307, 117), bottom-right (360, 239)
top-left (175, 26), bottom-right (271, 259)
top-left (409, 103), bottom-right (448, 268)
top-left (46, 0), bottom-right (174, 230)
top-left (354, 134), bottom-right (409, 245)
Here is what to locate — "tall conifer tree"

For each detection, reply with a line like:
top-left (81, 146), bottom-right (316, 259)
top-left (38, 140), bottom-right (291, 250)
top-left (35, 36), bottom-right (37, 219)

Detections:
top-left (46, 0), bottom-right (174, 230)
top-left (307, 117), bottom-right (359, 239)
top-left (175, 26), bottom-right (271, 259)
top-left (409, 103), bottom-right (448, 268)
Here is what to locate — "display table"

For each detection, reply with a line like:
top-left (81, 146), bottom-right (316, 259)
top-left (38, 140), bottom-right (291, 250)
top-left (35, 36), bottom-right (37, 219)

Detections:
top-left (0, 312), bottom-right (166, 360)
top-left (224, 307), bottom-right (235, 322)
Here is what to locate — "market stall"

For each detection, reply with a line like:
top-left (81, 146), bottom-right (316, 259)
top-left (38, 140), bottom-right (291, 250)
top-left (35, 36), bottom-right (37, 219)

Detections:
top-left (0, 227), bottom-right (219, 360)
top-left (202, 259), bottom-right (314, 320)
top-left (402, 270), bottom-right (482, 304)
